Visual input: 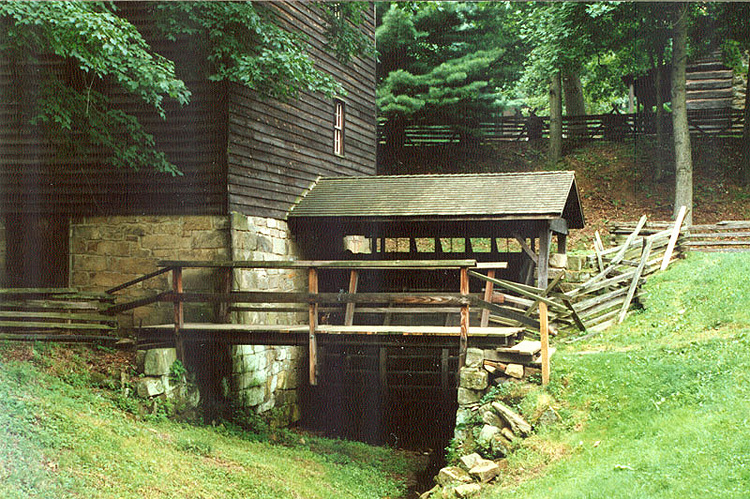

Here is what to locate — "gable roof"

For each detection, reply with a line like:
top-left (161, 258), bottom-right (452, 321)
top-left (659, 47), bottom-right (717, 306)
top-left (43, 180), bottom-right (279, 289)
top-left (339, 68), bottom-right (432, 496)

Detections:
top-left (288, 171), bottom-right (584, 229)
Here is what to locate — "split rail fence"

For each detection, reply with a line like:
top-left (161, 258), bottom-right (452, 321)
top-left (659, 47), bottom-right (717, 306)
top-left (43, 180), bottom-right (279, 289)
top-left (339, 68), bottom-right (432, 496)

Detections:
top-left (0, 288), bottom-right (116, 342)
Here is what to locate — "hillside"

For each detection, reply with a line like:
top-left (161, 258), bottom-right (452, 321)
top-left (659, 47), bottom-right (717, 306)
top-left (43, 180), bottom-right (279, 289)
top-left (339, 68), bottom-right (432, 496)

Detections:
top-left (380, 137), bottom-right (750, 249)
top-left (0, 344), bottom-right (421, 498)
top-left (479, 251), bottom-right (750, 498)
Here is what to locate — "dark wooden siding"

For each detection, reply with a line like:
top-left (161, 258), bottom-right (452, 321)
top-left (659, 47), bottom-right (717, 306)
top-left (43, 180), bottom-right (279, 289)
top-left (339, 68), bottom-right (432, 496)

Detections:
top-left (0, 3), bottom-right (227, 216)
top-left (227, 2), bottom-right (377, 220)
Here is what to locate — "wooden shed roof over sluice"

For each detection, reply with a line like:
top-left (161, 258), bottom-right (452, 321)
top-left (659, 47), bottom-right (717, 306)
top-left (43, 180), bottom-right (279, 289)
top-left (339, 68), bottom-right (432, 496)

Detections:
top-left (288, 171), bottom-right (585, 235)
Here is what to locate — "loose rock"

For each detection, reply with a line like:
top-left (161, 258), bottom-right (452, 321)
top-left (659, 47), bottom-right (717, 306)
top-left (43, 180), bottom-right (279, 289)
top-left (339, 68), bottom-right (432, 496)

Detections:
top-left (436, 466), bottom-right (472, 486)
top-left (455, 483), bottom-right (483, 497)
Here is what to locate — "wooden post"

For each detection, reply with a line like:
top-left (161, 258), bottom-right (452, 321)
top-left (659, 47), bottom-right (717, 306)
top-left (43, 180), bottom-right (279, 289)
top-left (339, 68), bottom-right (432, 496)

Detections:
top-left (539, 301), bottom-right (550, 386)
top-left (379, 347), bottom-right (388, 394)
top-left (441, 348), bottom-right (450, 390)
top-left (218, 267), bottom-right (232, 323)
top-left (459, 266), bottom-right (469, 368)
top-left (173, 266), bottom-right (185, 361)
top-left (480, 269), bottom-right (495, 327)
top-left (344, 270), bottom-right (359, 326)
top-left (537, 226), bottom-right (551, 289)
top-left (308, 267), bottom-right (319, 386)
top-left (557, 233), bottom-right (567, 255)
top-left (661, 205), bottom-right (687, 271)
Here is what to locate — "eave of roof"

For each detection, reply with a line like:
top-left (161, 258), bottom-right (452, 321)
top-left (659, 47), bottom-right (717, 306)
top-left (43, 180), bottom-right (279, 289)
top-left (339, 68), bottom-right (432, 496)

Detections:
top-left (289, 171), bottom-right (584, 229)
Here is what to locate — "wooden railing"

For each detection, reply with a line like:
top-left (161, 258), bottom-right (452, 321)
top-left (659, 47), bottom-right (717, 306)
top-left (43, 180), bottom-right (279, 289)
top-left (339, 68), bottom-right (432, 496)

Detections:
top-left (106, 260), bottom-right (518, 385)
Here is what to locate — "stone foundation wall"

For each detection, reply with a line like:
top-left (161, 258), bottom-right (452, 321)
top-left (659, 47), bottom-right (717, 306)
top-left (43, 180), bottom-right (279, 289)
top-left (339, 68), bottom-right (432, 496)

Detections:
top-left (70, 215), bottom-right (230, 328)
top-left (229, 213), bottom-right (305, 425)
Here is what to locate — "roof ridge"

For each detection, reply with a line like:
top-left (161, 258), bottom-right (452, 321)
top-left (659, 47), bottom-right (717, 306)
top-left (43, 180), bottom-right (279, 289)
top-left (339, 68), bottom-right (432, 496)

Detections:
top-left (319, 171), bottom-right (574, 181)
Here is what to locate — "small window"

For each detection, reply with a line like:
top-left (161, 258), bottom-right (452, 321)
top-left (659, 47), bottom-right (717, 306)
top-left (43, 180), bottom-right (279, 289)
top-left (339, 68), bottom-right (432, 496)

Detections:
top-left (334, 100), bottom-right (345, 156)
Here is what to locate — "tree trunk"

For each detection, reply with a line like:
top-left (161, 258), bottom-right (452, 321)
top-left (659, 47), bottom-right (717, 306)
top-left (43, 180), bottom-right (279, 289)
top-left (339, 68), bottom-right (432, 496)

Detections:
top-left (549, 71), bottom-right (563, 165)
top-left (671, 3), bottom-right (693, 225)
top-left (654, 62), bottom-right (668, 182)
top-left (562, 69), bottom-right (587, 138)
top-left (742, 68), bottom-right (750, 186)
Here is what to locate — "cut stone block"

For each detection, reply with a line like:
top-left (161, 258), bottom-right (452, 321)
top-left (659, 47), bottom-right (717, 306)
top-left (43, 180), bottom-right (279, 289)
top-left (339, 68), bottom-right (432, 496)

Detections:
top-left (436, 466), bottom-right (472, 486)
top-left (469, 460), bottom-right (502, 483)
top-left (459, 453), bottom-right (484, 471)
top-left (459, 368), bottom-right (488, 391)
top-left (549, 253), bottom-right (568, 269)
top-left (465, 348), bottom-right (484, 368)
top-left (143, 348), bottom-right (177, 376)
top-left (457, 387), bottom-right (482, 406)
top-left (455, 483), bottom-right (482, 497)
top-left (136, 377), bottom-right (164, 398)
top-left (505, 363), bottom-right (524, 379)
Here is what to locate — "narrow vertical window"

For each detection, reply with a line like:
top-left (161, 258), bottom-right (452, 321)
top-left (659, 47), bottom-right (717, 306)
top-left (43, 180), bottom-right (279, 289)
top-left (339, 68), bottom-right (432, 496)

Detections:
top-left (334, 100), bottom-right (345, 156)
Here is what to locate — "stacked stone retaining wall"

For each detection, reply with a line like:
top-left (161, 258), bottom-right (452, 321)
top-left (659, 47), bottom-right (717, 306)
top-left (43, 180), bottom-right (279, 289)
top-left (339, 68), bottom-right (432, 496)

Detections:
top-left (70, 215), bottom-right (230, 328)
top-left (228, 213), bottom-right (305, 425)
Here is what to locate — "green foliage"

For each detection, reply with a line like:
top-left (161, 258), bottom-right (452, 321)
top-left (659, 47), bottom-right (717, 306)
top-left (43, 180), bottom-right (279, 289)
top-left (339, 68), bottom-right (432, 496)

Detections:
top-left (169, 359), bottom-right (187, 383)
top-left (154, 2), bottom-right (370, 101)
top-left (1, 1), bottom-right (372, 176)
top-left (377, 3), bottom-right (523, 132)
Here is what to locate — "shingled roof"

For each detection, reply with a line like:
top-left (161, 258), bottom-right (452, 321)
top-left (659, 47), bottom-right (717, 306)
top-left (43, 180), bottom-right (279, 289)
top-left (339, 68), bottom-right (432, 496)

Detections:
top-left (289, 171), bottom-right (584, 229)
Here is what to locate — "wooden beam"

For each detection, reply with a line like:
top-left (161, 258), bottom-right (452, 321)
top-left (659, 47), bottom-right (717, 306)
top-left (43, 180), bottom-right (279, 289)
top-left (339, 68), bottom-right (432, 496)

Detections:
top-left (219, 267), bottom-right (232, 323)
top-left (539, 302), bottom-right (550, 386)
top-left (157, 259), bottom-right (479, 270)
top-left (550, 218), bottom-right (568, 235)
top-left (459, 267), bottom-right (470, 368)
top-left (480, 269), bottom-right (496, 327)
top-left (618, 237), bottom-right (653, 324)
top-left (308, 268), bottom-right (319, 386)
top-left (537, 225), bottom-right (551, 289)
top-left (162, 291), bottom-right (474, 306)
top-left (661, 205), bottom-right (687, 271)
top-left (343, 270), bottom-right (359, 326)
top-left (513, 234), bottom-right (539, 265)
top-left (594, 231), bottom-right (605, 271)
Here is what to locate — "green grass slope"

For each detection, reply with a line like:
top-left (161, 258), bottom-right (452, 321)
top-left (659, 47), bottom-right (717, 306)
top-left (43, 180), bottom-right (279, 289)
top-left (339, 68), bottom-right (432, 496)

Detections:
top-left (0, 346), bottom-right (416, 499)
top-left (485, 252), bottom-right (750, 498)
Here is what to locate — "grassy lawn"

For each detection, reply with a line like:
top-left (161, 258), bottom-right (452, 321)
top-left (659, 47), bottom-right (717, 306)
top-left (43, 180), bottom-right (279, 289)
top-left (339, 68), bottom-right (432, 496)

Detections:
top-left (483, 251), bottom-right (750, 498)
top-left (0, 345), bottom-right (417, 499)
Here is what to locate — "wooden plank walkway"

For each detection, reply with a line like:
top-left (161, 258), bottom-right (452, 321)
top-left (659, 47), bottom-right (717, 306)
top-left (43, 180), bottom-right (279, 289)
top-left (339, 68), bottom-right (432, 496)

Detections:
top-left (136, 323), bottom-right (524, 349)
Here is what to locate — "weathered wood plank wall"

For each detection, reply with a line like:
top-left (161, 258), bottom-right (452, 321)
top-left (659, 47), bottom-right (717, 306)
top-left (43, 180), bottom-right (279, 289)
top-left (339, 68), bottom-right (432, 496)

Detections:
top-left (227, 3), bottom-right (377, 220)
top-left (0, 2), bottom-right (227, 216)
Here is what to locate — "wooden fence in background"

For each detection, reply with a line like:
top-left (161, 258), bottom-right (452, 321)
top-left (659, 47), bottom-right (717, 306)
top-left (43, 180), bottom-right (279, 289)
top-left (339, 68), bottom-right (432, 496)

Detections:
top-left (610, 219), bottom-right (750, 252)
top-left (378, 109), bottom-right (745, 146)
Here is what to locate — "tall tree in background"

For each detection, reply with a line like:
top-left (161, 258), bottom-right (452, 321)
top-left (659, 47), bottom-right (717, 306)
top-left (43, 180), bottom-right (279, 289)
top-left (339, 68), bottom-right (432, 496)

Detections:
top-left (376, 2), bottom-right (525, 157)
top-left (671, 3), bottom-right (693, 224)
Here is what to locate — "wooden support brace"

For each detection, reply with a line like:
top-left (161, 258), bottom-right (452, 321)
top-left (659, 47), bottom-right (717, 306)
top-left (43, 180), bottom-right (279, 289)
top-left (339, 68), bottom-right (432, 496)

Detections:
top-left (594, 231), bottom-right (605, 271)
top-left (344, 270), bottom-right (359, 326)
top-left (308, 268), bottom-right (319, 385)
top-left (537, 226), bottom-right (551, 289)
top-left (661, 206), bottom-right (687, 271)
top-left (539, 301), bottom-right (550, 386)
top-left (617, 237), bottom-right (653, 324)
top-left (480, 269), bottom-right (496, 328)
top-left (513, 234), bottom-right (539, 264)
top-left (218, 267), bottom-right (232, 323)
